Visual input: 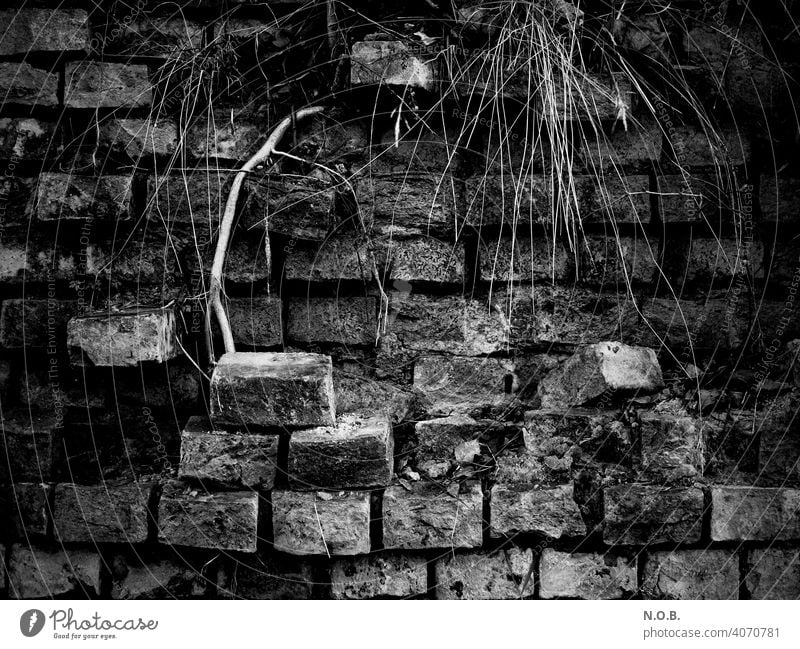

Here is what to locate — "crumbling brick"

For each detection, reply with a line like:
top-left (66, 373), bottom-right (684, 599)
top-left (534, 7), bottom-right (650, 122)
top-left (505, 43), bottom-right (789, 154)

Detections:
top-left (65, 62), bottom-right (152, 109)
top-left (642, 549), bottom-right (739, 599)
top-left (490, 484), bottom-right (586, 539)
top-left (329, 553), bottom-right (427, 599)
top-left (539, 549), bottom-right (637, 599)
top-left (711, 486), bottom-right (800, 541)
top-left (7, 543), bottom-right (101, 599)
top-left (434, 548), bottom-right (534, 600)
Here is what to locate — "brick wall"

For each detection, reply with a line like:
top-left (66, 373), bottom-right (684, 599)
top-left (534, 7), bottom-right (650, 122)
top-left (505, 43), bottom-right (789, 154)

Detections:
top-left (0, 0), bottom-right (799, 599)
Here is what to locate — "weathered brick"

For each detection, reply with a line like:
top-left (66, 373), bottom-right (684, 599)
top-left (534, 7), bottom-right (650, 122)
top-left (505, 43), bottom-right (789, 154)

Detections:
top-left (98, 14), bottom-right (204, 57)
top-left (272, 490), bottom-right (370, 556)
top-left (0, 62), bottom-right (58, 107)
top-left (539, 549), bottom-right (637, 599)
top-left (0, 119), bottom-right (57, 160)
top-left (284, 236), bottom-right (377, 282)
top-left (110, 551), bottom-right (211, 599)
top-left (639, 412), bottom-right (704, 483)
top-left (0, 299), bottom-right (78, 349)
top-left (7, 543), bottom-right (101, 599)
top-left (179, 416), bottom-right (279, 489)
top-left (663, 124), bottom-right (752, 169)
top-left (758, 391), bottom-right (800, 487)
top-left (334, 369), bottom-right (417, 424)
top-left (65, 62), bottom-right (152, 109)
top-left (2, 483), bottom-right (51, 537)
top-left (538, 342), bottom-right (663, 409)
top-left (187, 107), bottom-right (264, 161)
top-left (145, 170), bottom-right (238, 227)
top-left (655, 174), bottom-right (733, 223)
top-left (760, 176), bottom-right (800, 223)
top-left (0, 9), bottom-right (89, 54)
top-left (217, 553), bottom-right (315, 599)
top-left (209, 351), bottom-right (336, 427)
top-left (351, 41), bottom-right (439, 90)
top-left (490, 484), bottom-right (585, 539)
top-left (682, 237), bottom-right (765, 284)
top-left (704, 407), bottom-right (759, 485)
top-left (579, 234), bottom-right (660, 284)
top-left (413, 355), bottom-right (516, 418)
top-left (711, 486), bottom-right (800, 541)
top-left (383, 482), bottom-right (483, 550)
top-left (603, 485), bottom-right (705, 545)
top-left (246, 176), bottom-right (337, 240)
top-left (223, 297), bottom-right (283, 348)
top-left (288, 297), bottom-right (377, 346)
top-left (479, 236), bottom-right (570, 282)
top-left (99, 117), bottom-right (178, 159)
top-left (330, 553), bottom-right (427, 599)
top-left (434, 548), bottom-right (534, 600)
top-left (53, 482), bottom-right (152, 543)
top-left (33, 173), bottom-right (134, 222)
top-left (67, 307), bottom-right (180, 366)
top-left (288, 413), bottom-right (393, 490)
top-left (745, 548), bottom-right (800, 599)
top-left (389, 237), bottom-right (465, 284)
top-left (576, 120), bottom-right (661, 170)
top-left (643, 549), bottom-right (739, 599)
top-left (158, 483), bottom-right (260, 552)
top-left (0, 412), bottom-right (62, 482)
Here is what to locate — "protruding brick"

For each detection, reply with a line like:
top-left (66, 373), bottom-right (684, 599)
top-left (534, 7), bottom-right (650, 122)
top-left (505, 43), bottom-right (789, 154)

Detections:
top-left (351, 41), bottom-right (439, 90)
top-left (53, 482), bottom-right (152, 543)
top-left (413, 355), bottom-right (517, 418)
top-left (538, 341), bottom-right (664, 408)
top-left (540, 549), bottom-right (637, 599)
top-left (0, 299), bottom-right (78, 349)
top-left (7, 544), bottom-right (101, 599)
top-left (67, 307), bottom-right (179, 367)
top-left (711, 486), bottom-right (800, 541)
top-left (0, 118), bottom-right (57, 160)
top-left (288, 413), bottom-right (393, 490)
top-left (480, 236), bottom-right (570, 282)
top-left (745, 548), bottom-right (800, 599)
top-left (158, 483), bottom-right (260, 553)
top-left (272, 490), bottom-right (370, 556)
top-left (639, 412), bottom-right (703, 483)
top-left (65, 62), bottom-right (152, 109)
top-left (434, 548), bottom-right (534, 600)
top-left (643, 549), bottom-right (739, 599)
top-left (179, 416), bottom-right (279, 490)
top-left (209, 352), bottom-right (336, 427)
top-left (0, 9), bottom-right (89, 54)
top-left (217, 553), bottom-right (314, 599)
top-left (604, 485), bottom-right (705, 545)
top-left (490, 484), bottom-right (585, 539)
top-left (33, 173), bottom-right (134, 222)
top-left (288, 297), bottom-right (377, 346)
top-left (383, 482), bottom-right (483, 550)
top-left (0, 62), bottom-right (58, 107)
top-left (330, 553), bottom-right (427, 599)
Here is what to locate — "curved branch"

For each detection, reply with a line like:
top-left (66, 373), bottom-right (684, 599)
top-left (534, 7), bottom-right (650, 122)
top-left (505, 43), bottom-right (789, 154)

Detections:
top-left (207, 105), bottom-right (325, 359)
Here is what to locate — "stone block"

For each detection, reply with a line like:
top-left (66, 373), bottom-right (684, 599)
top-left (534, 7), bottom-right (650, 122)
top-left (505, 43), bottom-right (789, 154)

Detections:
top-left (329, 553), bottom-right (427, 599)
top-left (0, 119), bottom-right (57, 160)
top-left (7, 543), bottom-right (101, 599)
top-left (383, 482), bottom-right (483, 550)
top-left (479, 236), bottom-right (570, 282)
top-left (218, 297), bottom-right (283, 348)
top-left (351, 41), bottom-right (439, 90)
top-left (579, 234), bottom-right (660, 284)
top-left (287, 297), bottom-right (377, 346)
top-left (179, 416), bottom-right (279, 489)
top-left (2, 483), bottom-right (51, 537)
top-left (216, 553), bottom-right (315, 599)
top-left (98, 118), bottom-right (179, 159)
top-left (110, 551), bottom-right (211, 599)
top-left (490, 484), bottom-right (585, 539)
top-left (539, 549), bottom-right (637, 599)
top-left (33, 173), bottom-right (134, 221)
top-left (0, 412), bottom-right (62, 482)
top-left (284, 236), bottom-right (377, 282)
top-left (65, 62), bottom-right (152, 109)
top-left (209, 352), bottom-right (335, 427)
top-left (246, 176), bottom-right (337, 240)
top-left (745, 548), bottom-right (800, 599)
top-left (388, 237), bottom-right (465, 284)
top-left (288, 413), bottom-right (393, 489)
top-left (272, 490), bottom-right (370, 556)
top-left (67, 307), bottom-right (179, 366)
top-left (758, 391), bottom-right (800, 487)
top-left (711, 486), bottom-right (800, 541)
top-left (643, 549), bottom-right (739, 599)
top-left (0, 62), bottom-right (58, 107)
top-left (0, 299), bottom-right (78, 349)
top-left (0, 9), bottom-right (88, 54)
top-left (639, 412), bottom-right (704, 483)
top-left (434, 548), bottom-right (534, 600)
top-left (760, 176), bottom-right (800, 223)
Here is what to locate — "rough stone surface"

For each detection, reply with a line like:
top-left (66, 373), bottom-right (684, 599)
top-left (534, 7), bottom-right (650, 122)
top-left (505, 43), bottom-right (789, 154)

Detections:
top-left (577, 120), bottom-right (661, 169)
top-left (224, 297), bottom-right (283, 348)
top-left (68, 307), bottom-right (179, 366)
top-left (579, 235), bottom-right (659, 284)
top-left (490, 484), bottom-right (586, 539)
top-left (351, 41), bottom-right (439, 90)
top-left (284, 236), bottom-right (377, 282)
top-left (7, 544), bottom-right (101, 599)
top-left (246, 176), bottom-right (337, 240)
top-left (99, 118), bottom-right (179, 159)
top-left (1, 9), bottom-right (88, 53)
top-left (334, 370), bottom-right (418, 424)
top-left (272, 490), bottom-right (371, 556)
top-left (643, 549), bottom-right (739, 599)
top-left (288, 297), bottom-right (377, 346)
top-left (480, 236), bottom-right (570, 282)
top-left (711, 487), bottom-right (800, 541)
top-left (745, 548), bottom-right (800, 599)
top-left (2, 483), bottom-right (50, 536)
top-left (100, 15), bottom-right (204, 57)
top-left (383, 482), bottom-right (483, 550)
top-left (0, 119), bottom-right (57, 160)
top-left (110, 552), bottom-right (211, 600)
top-left (656, 174), bottom-right (731, 223)
top-left (158, 483), bottom-right (260, 553)
top-left (217, 553), bottom-right (315, 599)
top-left (53, 482), bottom-right (152, 543)
top-left (389, 237), bottom-right (465, 284)
top-left (180, 416), bottom-right (280, 489)
top-left (65, 62), bottom-right (152, 108)
top-left (145, 170), bottom-right (238, 226)
top-left (639, 412), bottom-right (704, 483)
top-left (0, 412), bottom-right (62, 482)
top-left (0, 299), bottom-right (78, 349)
top-left (34, 173), bottom-right (134, 222)
top-left (330, 553), bottom-right (427, 599)
top-left (756, 391), bottom-right (800, 487)
top-left (0, 62), bottom-right (58, 107)
top-left (539, 549), bottom-right (637, 599)
top-left (760, 176), bottom-right (800, 223)
top-left (288, 413), bottom-right (393, 490)
top-left (538, 342), bottom-right (664, 408)
top-left (210, 352), bottom-right (336, 427)
top-left (603, 485), bottom-right (705, 545)
top-left (435, 548), bottom-right (534, 600)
